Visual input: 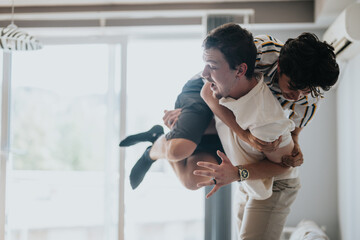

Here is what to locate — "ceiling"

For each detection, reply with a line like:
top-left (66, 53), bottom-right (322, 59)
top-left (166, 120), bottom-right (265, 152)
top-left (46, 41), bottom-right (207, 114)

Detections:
top-left (0, 0), bottom-right (356, 38)
top-left (0, 0), bottom-right (315, 6)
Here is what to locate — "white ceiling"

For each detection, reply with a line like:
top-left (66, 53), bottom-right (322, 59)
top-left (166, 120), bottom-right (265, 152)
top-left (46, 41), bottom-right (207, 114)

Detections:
top-left (315, 0), bottom-right (357, 25)
top-left (0, 0), bottom-right (316, 25)
top-left (0, 0), bottom-right (357, 38)
top-left (0, 0), bottom-right (307, 7)
top-left (0, 0), bottom-right (354, 24)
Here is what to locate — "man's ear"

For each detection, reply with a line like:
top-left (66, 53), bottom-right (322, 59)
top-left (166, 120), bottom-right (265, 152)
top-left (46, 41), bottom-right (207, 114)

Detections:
top-left (236, 63), bottom-right (248, 78)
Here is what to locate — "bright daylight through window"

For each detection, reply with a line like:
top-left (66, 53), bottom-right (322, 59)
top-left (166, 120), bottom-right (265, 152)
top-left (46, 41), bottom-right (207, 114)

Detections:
top-left (124, 38), bottom-right (205, 240)
top-left (3, 35), bottom-right (206, 240)
top-left (8, 44), bottom-right (119, 240)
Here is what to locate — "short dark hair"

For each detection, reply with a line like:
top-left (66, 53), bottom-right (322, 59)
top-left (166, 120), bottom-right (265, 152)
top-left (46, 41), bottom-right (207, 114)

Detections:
top-left (202, 23), bottom-right (257, 78)
top-left (278, 32), bottom-right (340, 97)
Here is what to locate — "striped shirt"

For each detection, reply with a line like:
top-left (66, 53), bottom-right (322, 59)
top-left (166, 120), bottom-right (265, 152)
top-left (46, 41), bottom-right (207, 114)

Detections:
top-left (254, 35), bottom-right (321, 128)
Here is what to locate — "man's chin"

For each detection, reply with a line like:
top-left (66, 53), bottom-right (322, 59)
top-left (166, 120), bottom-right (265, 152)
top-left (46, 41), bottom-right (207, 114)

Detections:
top-left (213, 92), bottom-right (222, 99)
top-left (284, 96), bottom-right (297, 101)
top-left (283, 93), bottom-right (296, 101)
top-left (210, 89), bottom-right (223, 99)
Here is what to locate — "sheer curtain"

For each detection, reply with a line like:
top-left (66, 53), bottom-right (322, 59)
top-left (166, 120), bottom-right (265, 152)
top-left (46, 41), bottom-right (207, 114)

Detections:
top-left (7, 44), bottom-right (120, 240)
top-left (124, 37), bottom-right (206, 240)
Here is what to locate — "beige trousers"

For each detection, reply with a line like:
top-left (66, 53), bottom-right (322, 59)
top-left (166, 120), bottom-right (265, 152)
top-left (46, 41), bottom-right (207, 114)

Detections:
top-left (235, 178), bottom-right (301, 240)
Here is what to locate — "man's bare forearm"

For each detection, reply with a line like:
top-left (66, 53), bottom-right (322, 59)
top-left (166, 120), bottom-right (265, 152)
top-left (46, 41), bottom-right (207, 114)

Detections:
top-left (291, 127), bottom-right (302, 144)
top-left (201, 82), bottom-right (248, 142)
top-left (243, 159), bottom-right (290, 180)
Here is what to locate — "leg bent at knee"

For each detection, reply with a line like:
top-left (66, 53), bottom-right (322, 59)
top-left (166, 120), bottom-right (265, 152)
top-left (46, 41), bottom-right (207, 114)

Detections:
top-left (181, 170), bottom-right (201, 190)
top-left (176, 153), bottom-right (219, 190)
top-left (165, 138), bottom-right (197, 161)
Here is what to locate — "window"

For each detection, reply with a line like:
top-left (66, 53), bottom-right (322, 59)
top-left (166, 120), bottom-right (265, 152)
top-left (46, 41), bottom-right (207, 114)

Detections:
top-left (1, 51), bottom-right (9, 240)
top-left (7, 44), bottom-right (120, 240)
top-left (1, 31), bottom-right (223, 240)
top-left (124, 37), bottom-right (205, 240)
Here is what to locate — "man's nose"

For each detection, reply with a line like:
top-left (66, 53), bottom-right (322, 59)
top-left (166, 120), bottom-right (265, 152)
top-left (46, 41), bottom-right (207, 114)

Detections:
top-left (293, 91), bottom-right (302, 101)
top-left (201, 66), bottom-right (210, 80)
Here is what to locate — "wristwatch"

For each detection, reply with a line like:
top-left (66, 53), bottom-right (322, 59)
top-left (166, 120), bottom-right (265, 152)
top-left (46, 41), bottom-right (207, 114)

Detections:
top-left (236, 165), bottom-right (249, 182)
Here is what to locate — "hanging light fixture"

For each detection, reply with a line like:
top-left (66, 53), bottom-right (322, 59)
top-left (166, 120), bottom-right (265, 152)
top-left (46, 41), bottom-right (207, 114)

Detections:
top-left (0, 0), bottom-right (42, 51)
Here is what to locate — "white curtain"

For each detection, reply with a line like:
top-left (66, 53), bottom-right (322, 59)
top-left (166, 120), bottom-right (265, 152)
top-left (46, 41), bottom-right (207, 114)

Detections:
top-left (336, 53), bottom-right (360, 240)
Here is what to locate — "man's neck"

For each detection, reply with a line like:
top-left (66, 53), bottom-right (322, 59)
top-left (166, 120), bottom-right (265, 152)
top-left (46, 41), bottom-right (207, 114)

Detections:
top-left (229, 75), bottom-right (259, 100)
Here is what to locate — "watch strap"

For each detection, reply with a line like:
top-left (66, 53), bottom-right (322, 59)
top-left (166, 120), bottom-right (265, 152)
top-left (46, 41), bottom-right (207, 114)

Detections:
top-left (236, 165), bottom-right (249, 182)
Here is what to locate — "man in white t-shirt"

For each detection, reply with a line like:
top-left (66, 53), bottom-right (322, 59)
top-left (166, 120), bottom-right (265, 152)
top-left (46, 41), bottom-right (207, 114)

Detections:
top-left (194, 23), bottom-right (300, 240)
top-left (195, 22), bottom-right (339, 239)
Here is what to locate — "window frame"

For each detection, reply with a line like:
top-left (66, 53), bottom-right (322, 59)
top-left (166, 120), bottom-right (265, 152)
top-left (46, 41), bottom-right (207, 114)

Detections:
top-left (0, 51), bottom-right (11, 240)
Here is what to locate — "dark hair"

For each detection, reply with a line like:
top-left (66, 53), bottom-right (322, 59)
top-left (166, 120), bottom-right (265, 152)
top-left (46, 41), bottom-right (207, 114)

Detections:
top-left (278, 32), bottom-right (340, 97)
top-left (202, 23), bottom-right (257, 78)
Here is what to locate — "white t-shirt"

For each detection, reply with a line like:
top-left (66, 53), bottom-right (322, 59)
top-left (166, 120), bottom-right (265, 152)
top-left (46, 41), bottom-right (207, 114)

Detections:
top-left (215, 73), bottom-right (298, 200)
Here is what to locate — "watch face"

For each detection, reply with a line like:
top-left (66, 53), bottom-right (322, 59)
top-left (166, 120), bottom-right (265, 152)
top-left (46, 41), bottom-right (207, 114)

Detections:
top-left (241, 169), bottom-right (249, 179)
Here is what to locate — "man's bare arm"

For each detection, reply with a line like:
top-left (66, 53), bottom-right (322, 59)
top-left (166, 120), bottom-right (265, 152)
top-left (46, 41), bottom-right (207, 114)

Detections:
top-left (201, 82), bottom-right (281, 152)
top-left (264, 138), bottom-right (294, 164)
top-left (194, 150), bottom-right (290, 198)
top-left (292, 127), bottom-right (302, 144)
top-left (194, 123), bottom-right (295, 198)
top-left (282, 127), bottom-right (304, 167)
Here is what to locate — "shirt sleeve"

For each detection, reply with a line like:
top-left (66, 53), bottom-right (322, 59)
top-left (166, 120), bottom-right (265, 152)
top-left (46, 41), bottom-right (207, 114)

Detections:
top-left (254, 35), bottom-right (283, 76)
top-left (250, 121), bottom-right (293, 148)
top-left (285, 96), bottom-right (321, 128)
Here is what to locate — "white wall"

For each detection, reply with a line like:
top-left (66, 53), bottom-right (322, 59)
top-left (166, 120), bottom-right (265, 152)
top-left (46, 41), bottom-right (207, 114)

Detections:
top-left (336, 53), bottom-right (360, 240)
top-left (288, 89), bottom-right (339, 239)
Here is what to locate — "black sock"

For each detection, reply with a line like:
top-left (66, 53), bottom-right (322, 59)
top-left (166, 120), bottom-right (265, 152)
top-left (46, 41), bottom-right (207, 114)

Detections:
top-left (119, 125), bottom-right (164, 147)
top-left (129, 146), bottom-right (155, 189)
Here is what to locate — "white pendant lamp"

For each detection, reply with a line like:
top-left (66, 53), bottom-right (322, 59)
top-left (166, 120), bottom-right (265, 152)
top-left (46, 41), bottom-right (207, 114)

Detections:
top-left (0, 0), bottom-right (42, 51)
